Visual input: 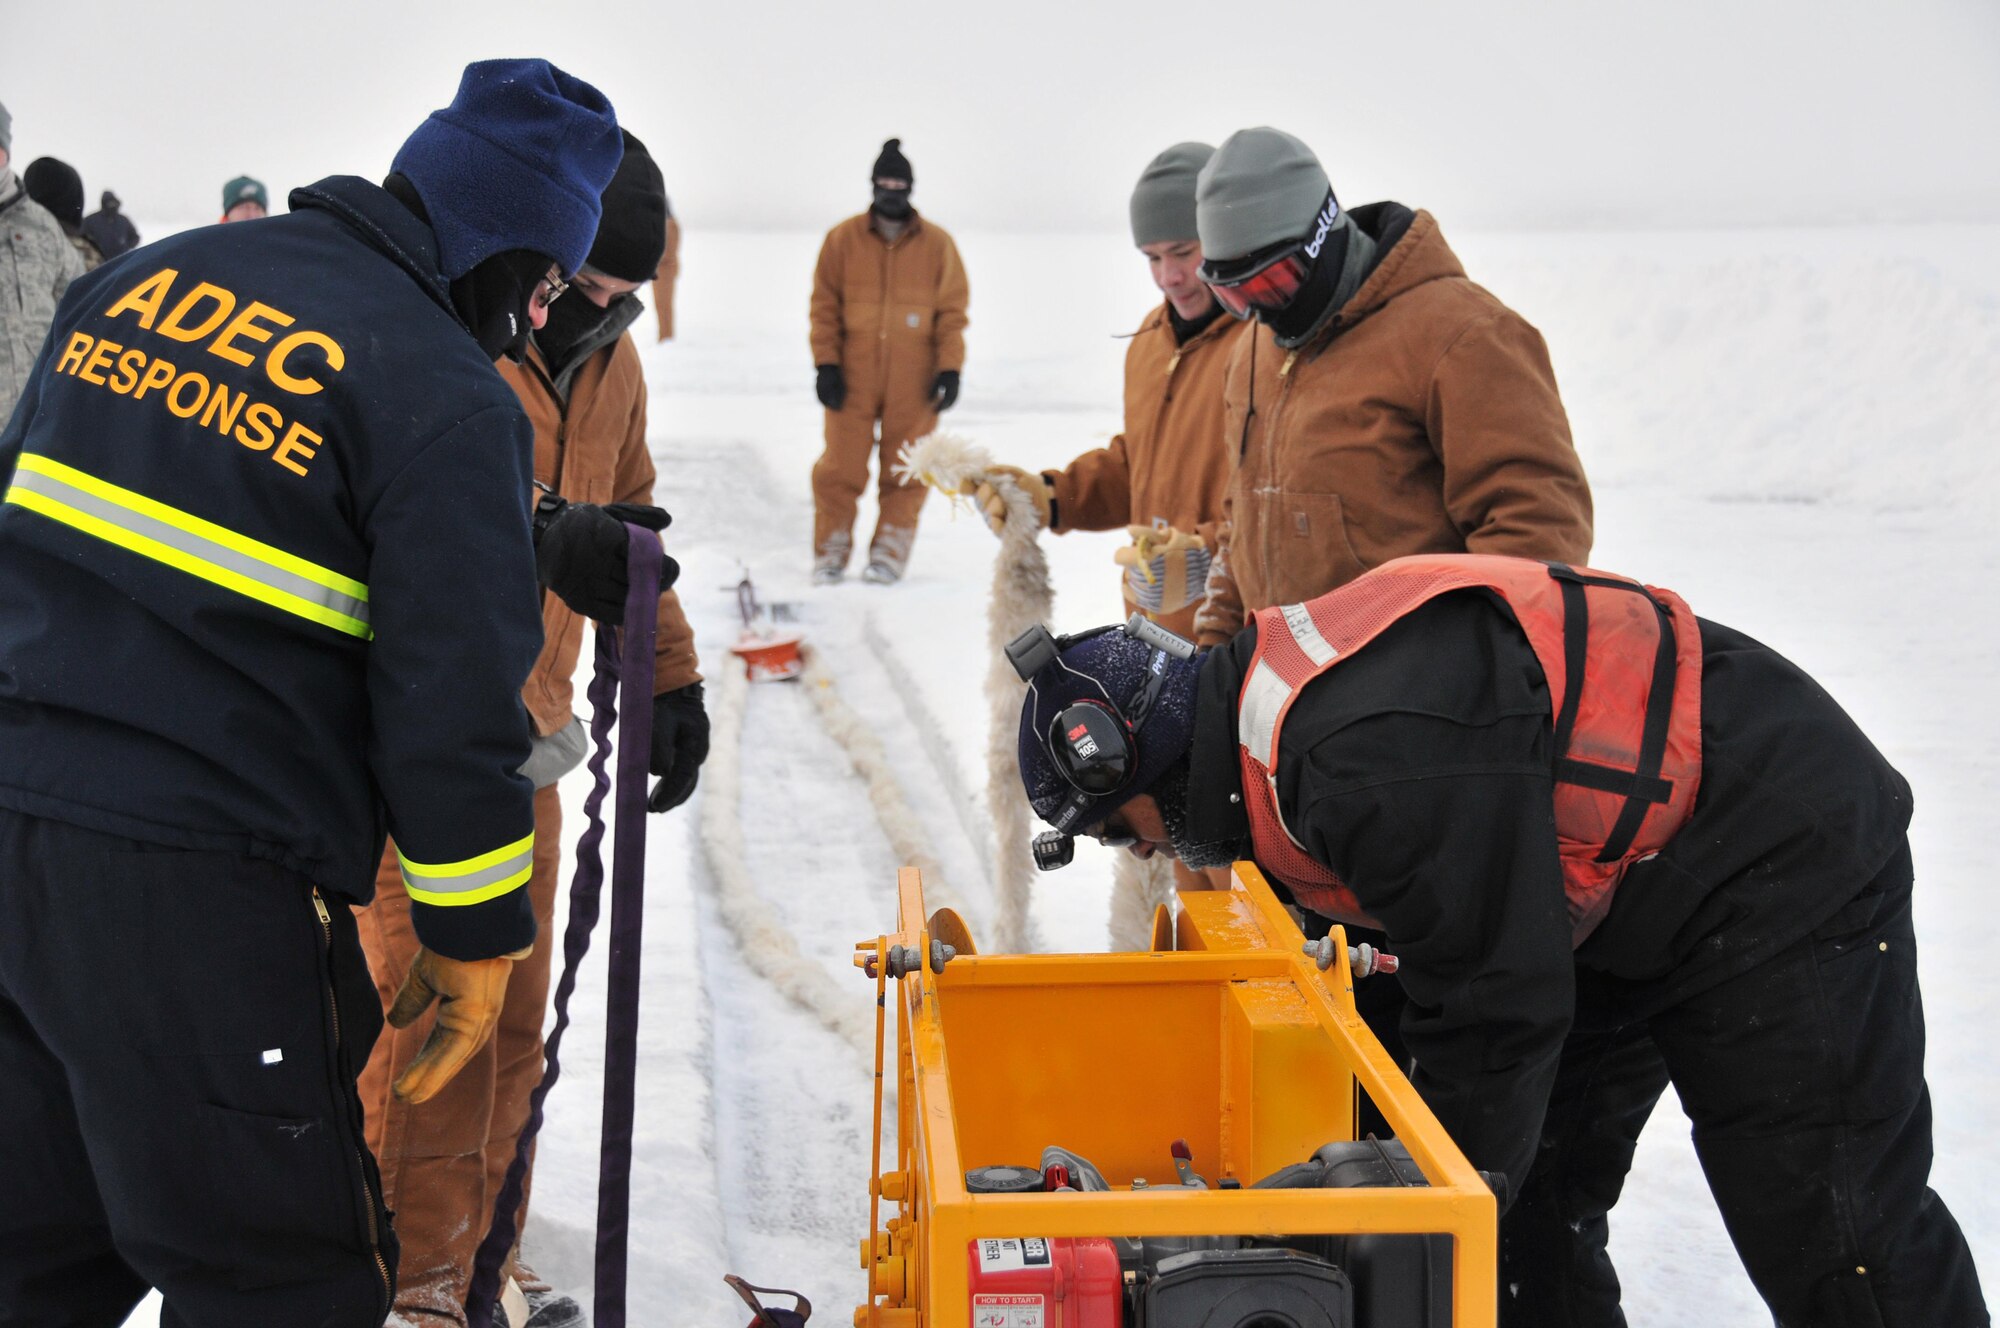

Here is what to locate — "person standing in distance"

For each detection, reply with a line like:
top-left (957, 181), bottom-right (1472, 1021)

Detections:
top-left (809, 137), bottom-right (969, 585)
top-left (220, 174), bottom-right (269, 222)
top-left (0, 100), bottom-right (85, 425)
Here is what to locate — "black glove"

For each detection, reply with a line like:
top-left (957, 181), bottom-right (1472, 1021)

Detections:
top-left (647, 683), bottom-right (710, 813)
top-left (815, 364), bottom-right (847, 411)
top-left (534, 501), bottom-right (678, 626)
top-left (931, 369), bottom-right (960, 412)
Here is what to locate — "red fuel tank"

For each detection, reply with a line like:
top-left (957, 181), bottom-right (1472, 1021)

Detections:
top-left (966, 1236), bottom-right (1122, 1327)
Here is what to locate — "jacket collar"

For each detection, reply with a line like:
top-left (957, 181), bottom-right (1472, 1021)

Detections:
top-left (1336, 205), bottom-right (1457, 325)
top-left (867, 206), bottom-right (924, 244)
top-left (288, 175), bottom-right (462, 327)
top-left (1183, 633), bottom-right (1254, 849)
top-left (1285, 203), bottom-right (1449, 358)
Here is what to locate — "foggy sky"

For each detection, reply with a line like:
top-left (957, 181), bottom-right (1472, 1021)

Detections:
top-left (5, 0), bottom-right (1997, 234)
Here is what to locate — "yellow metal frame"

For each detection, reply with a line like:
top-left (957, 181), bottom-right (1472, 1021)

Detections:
top-left (853, 861), bottom-right (1496, 1328)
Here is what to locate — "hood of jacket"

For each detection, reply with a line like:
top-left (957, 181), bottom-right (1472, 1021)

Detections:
top-left (289, 175), bottom-right (464, 330)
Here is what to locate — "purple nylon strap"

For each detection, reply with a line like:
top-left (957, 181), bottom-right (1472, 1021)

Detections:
top-left (467, 525), bottom-right (661, 1328)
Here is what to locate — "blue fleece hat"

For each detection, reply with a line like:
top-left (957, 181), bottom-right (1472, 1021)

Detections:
top-left (391, 58), bottom-right (622, 281)
top-left (1017, 626), bottom-right (1202, 833)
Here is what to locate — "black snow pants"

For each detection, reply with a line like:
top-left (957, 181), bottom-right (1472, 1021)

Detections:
top-left (0, 807), bottom-right (397, 1328)
top-left (1499, 839), bottom-right (1987, 1327)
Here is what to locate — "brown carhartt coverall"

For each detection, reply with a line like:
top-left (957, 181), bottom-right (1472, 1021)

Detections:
top-left (1194, 208), bottom-right (1593, 646)
top-left (809, 208), bottom-right (969, 568)
top-left (1046, 302), bottom-right (1249, 640)
top-left (357, 327), bottom-right (700, 1325)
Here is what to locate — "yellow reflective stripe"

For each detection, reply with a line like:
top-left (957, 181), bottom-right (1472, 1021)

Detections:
top-left (5, 453), bottom-right (371, 639)
top-left (399, 832), bottom-right (535, 908)
top-left (17, 455), bottom-right (367, 601)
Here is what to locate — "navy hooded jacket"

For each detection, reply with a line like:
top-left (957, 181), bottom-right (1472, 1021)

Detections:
top-left (0, 176), bottom-right (543, 960)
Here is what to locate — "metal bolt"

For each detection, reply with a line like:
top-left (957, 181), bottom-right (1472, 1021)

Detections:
top-left (1302, 937), bottom-right (1337, 971)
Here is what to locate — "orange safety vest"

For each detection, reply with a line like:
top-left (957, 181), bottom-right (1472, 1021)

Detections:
top-left (1238, 554), bottom-right (1704, 946)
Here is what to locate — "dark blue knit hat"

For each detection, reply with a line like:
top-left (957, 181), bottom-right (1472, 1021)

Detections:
top-left (391, 58), bottom-right (622, 281)
top-left (1017, 626), bottom-right (1202, 833)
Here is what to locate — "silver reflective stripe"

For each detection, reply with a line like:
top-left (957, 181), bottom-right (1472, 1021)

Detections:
top-left (6, 456), bottom-right (370, 636)
top-left (398, 844), bottom-right (536, 896)
top-left (1239, 657), bottom-right (1290, 769)
top-left (1279, 602), bottom-right (1338, 667)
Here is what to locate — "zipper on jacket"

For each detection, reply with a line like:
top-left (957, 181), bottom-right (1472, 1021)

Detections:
top-left (311, 888), bottom-right (393, 1309)
top-left (1258, 347), bottom-right (1308, 593)
top-left (879, 238), bottom-right (892, 345)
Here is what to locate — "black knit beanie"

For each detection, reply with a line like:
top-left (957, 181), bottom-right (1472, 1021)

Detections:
top-left (24, 157), bottom-right (85, 230)
top-left (585, 129), bottom-right (668, 283)
top-left (871, 138), bottom-right (913, 184)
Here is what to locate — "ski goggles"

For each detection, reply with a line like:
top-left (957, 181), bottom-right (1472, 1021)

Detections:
top-left (1199, 241), bottom-right (1310, 318)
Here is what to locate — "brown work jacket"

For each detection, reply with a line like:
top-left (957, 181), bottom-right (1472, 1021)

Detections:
top-left (1047, 302), bottom-right (1249, 637)
top-left (809, 209), bottom-right (968, 406)
top-left (501, 325), bottom-right (700, 737)
top-left (1194, 206), bottom-right (1593, 646)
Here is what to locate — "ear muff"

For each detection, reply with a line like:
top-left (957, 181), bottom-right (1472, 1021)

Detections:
top-left (1047, 698), bottom-right (1137, 797)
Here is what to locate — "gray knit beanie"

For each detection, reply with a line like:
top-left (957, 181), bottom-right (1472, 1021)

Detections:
top-left (1129, 142), bottom-right (1213, 247)
top-left (1195, 126), bottom-right (1331, 261)
top-left (0, 101), bottom-right (12, 157)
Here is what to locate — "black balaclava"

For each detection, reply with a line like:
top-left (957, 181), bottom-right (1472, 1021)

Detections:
top-left (385, 172), bottom-right (549, 363)
top-left (1262, 192), bottom-right (1378, 350)
top-left (455, 250), bottom-right (553, 364)
top-left (871, 137), bottom-right (914, 220)
top-left (534, 287), bottom-right (622, 378)
top-left (1150, 756), bottom-right (1250, 869)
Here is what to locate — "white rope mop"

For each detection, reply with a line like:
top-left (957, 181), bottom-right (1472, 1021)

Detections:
top-left (1107, 852), bottom-right (1178, 953)
top-left (896, 433), bottom-right (1049, 954)
top-left (795, 641), bottom-right (972, 921)
top-left (696, 659), bottom-right (877, 1055)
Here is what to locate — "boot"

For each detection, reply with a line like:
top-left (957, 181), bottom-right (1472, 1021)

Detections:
top-left (812, 531), bottom-right (851, 587)
top-left (862, 526), bottom-right (913, 585)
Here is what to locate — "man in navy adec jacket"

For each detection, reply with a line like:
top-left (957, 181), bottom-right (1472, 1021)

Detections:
top-left (0, 59), bottom-right (632, 1327)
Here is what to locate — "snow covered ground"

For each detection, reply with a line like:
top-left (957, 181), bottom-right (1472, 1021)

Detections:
top-left (123, 219), bottom-right (2000, 1325)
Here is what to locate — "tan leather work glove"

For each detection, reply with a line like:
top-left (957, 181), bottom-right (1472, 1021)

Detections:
top-left (959, 465), bottom-right (1053, 535)
top-left (387, 944), bottom-right (532, 1104)
top-left (1114, 523), bottom-right (1204, 584)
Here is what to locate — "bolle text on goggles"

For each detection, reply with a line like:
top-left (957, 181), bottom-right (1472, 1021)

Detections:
top-left (1006, 613), bottom-right (1197, 870)
top-left (1200, 240), bottom-right (1312, 319)
top-left (1199, 188), bottom-right (1345, 319)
